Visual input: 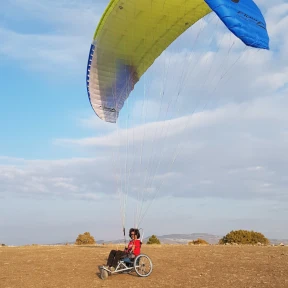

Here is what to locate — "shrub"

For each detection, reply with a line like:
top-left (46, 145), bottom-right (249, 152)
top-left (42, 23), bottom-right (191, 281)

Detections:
top-left (1, 244), bottom-right (6, 247)
top-left (188, 238), bottom-right (209, 245)
top-left (75, 232), bottom-right (96, 245)
top-left (219, 230), bottom-right (270, 245)
top-left (147, 235), bottom-right (161, 245)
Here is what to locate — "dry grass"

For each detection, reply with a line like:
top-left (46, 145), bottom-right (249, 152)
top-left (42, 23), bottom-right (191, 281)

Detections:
top-left (1, 244), bottom-right (288, 288)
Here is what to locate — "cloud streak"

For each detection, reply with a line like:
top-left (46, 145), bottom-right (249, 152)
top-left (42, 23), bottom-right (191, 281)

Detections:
top-left (0, 0), bottom-right (105, 72)
top-left (2, 88), bottom-right (288, 205)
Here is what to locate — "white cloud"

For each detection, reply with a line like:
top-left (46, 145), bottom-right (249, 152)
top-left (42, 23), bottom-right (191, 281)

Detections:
top-left (1, 86), bottom-right (288, 205)
top-left (266, 3), bottom-right (288, 26)
top-left (0, 0), bottom-right (105, 72)
top-left (2, 0), bottom-right (101, 33)
top-left (78, 115), bottom-right (117, 132)
top-left (0, 27), bottom-right (86, 64)
top-left (55, 92), bottom-right (288, 147)
top-left (255, 67), bottom-right (288, 91)
top-left (0, 157), bottom-right (111, 200)
top-left (246, 166), bottom-right (265, 172)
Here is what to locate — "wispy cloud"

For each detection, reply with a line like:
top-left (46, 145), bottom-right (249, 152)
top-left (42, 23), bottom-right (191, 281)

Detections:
top-left (54, 91), bottom-right (288, 147)
top-left (1, 85), bottom-right (287, 204)
top-left (0, 0), bottom-right (105, 72)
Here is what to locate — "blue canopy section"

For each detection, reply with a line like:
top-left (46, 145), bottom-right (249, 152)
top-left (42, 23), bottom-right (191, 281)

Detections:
top-left (205, 0), bottom-right (269, 50)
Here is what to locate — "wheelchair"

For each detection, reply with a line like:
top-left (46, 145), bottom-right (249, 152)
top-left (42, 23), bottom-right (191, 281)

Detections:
top-left (99, 253), bottom-right (153, 280)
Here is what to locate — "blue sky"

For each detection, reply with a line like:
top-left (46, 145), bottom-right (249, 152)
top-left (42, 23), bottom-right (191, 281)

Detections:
top-left (1, 0), bottom-right (288, 245)
top-left (0, 1), bottom-right (103, 159)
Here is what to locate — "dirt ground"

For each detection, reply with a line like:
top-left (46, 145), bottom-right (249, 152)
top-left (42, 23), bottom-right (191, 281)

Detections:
top-left (1, 244), bottom-right (287, 288)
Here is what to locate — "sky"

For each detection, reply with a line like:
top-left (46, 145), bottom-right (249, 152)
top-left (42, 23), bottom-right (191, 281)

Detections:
top-left (0, 0), bottom-right (288, 245)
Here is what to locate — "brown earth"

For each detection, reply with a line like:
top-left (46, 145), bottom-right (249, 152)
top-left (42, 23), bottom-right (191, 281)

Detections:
top-left (1, 244), bottom-right (287, 288)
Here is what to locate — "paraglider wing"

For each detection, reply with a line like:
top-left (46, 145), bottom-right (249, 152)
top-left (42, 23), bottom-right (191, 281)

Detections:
top-left (204, 0), bottom-right (269, 49)
top-left (86, 0), bottom-right (212, 123)
top-left (86, 0), bottom-right (269, 123)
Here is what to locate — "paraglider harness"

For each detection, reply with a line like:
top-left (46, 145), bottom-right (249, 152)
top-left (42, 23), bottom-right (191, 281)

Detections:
top-left (123, 228), bottom-right (142, 263)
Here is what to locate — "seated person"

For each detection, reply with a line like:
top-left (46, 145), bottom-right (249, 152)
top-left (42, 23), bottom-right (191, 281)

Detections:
top-left (122, 228), bottom-right (141, 264)
top-left (106, 228), bottom-right (142, 268)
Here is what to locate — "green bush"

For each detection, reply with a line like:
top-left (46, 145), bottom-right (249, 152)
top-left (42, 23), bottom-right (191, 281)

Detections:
top-left (147, 235), bottom-right (161, 245)
top-left (219, 230), bottom-right (270, 245)
top-left (75, 232), bottom-right (96, 245)
top-left (188, 238), bottom-right (209, 245)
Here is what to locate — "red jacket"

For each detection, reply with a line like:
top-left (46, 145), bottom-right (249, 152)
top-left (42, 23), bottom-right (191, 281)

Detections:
top-left (126, 239), bottom-right (141, 256)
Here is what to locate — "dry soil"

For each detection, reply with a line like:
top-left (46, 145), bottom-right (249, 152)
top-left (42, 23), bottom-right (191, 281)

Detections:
top-left (1, 244), bottom-right (287, 288)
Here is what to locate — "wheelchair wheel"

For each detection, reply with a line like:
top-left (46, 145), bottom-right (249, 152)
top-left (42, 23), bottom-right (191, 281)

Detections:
top-left (100, 268), bottom-right (108, 280)
top-left (133, 254), bottom-right (153, 277)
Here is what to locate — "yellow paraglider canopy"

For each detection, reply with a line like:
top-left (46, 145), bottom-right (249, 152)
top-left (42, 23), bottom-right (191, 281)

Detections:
top-left (87, 0), bottom-right (211, 123)
top-left (94, 0), bottom-right (211, 77)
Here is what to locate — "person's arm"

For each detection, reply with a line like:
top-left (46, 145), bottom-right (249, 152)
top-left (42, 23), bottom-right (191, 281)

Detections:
top-left (126, 241), bottom-right (133, 253)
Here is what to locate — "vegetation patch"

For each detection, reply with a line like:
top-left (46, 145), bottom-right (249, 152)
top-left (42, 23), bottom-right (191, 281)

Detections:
top-left (147, 235), bottom-right (161, 245)
top-left (219, 230), bottom-right (270, 245)
top-left (188, 238), bottom-right (209, 245)
top-left (75, 232), bottom-right (96, 245)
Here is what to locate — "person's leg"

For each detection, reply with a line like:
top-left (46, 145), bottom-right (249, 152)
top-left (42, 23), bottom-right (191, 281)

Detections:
top-left (106, 250), bottom-right (117, 267)
top-left (122, 254), bottom-right (134, 267)
top-left (112, 250), bottom-right (125, 268)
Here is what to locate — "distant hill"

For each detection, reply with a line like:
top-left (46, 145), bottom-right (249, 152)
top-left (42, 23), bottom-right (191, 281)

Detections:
top-left (50, 234), bottom-right (288, 246)
top-left (268, 239), bottom-right (288, 245)
top-left (143, 233), bottom-right (222, 244)
top-left (96, 233), bottom-right (222, 245)
top-left (96, 233), bottom-right (288, 245)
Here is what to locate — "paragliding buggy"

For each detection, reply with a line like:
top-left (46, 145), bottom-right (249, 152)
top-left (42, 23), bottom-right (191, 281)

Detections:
top-left (99, 228), bottom-right (153, 279)
top-left (99, 253), bottom-right (153, 280)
